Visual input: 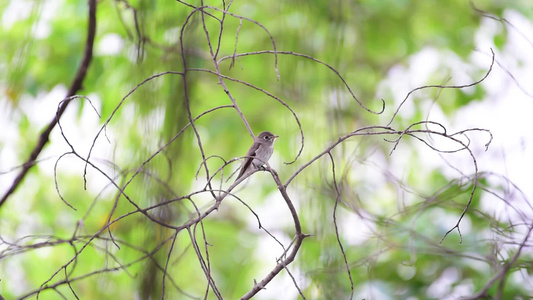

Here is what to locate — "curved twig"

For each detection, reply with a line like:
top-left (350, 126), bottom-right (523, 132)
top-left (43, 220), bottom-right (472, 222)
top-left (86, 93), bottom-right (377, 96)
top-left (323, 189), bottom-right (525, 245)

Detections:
top-left (0, 0), bottom-right (97, 208)
top-left (386, 48), bottom-right (495, 126)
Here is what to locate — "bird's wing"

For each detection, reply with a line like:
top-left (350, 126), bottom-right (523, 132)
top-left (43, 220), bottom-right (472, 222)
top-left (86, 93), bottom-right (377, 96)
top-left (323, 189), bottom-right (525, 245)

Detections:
top-left (236, 142), bottom-right (260, 180)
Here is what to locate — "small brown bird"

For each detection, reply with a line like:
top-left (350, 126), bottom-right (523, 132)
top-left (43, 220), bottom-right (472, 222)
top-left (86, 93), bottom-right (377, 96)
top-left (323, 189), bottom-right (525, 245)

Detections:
top-left (235, 131), bottom-right (279, 181)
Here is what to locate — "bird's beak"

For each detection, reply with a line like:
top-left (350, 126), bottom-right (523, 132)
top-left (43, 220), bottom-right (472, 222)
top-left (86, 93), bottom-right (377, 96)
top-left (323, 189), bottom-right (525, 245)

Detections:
top-left (273, 135), bottom-right (279, 139)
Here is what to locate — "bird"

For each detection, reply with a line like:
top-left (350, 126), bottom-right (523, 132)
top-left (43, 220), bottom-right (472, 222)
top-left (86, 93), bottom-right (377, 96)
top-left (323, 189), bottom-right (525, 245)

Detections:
top-left (235, 131), bottom-right (279, 181)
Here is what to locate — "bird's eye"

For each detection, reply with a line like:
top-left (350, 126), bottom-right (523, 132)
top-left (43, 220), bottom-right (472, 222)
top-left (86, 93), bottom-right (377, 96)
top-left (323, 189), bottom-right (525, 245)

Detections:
top-left (264, 136), bottom-right (269, 140)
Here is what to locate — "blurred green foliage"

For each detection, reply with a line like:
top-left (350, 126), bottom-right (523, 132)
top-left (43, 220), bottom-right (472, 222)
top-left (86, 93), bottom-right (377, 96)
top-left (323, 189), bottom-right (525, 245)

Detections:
top-left (1, 0), bottom-right (532, 299)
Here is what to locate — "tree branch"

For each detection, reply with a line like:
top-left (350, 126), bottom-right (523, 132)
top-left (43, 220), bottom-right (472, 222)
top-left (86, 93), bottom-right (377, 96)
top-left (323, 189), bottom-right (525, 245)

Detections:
top-left (0, 0), bottom-right (97, 208)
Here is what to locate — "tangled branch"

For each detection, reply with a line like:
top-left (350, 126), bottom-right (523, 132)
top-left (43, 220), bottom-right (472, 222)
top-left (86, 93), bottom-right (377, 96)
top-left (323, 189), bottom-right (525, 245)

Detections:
top-left (3, 1), bottom-right (530, 300)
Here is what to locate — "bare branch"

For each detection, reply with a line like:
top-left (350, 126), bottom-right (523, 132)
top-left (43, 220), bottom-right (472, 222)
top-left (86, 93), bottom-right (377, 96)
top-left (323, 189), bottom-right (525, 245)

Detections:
top-left (0, 0), bottom-right (97, 208)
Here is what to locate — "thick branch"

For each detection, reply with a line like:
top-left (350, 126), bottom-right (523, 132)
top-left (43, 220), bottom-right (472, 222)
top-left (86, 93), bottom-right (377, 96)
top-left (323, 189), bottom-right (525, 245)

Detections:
top-left (0, 0), bottom-right (97, 208)
top-left (240, 167), bottom-right (307, 299)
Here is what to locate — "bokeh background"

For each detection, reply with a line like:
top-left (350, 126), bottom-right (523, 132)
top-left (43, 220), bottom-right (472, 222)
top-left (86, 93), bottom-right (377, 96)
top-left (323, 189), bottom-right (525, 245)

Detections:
top-left (1, 0), bottom-right (533, 299)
